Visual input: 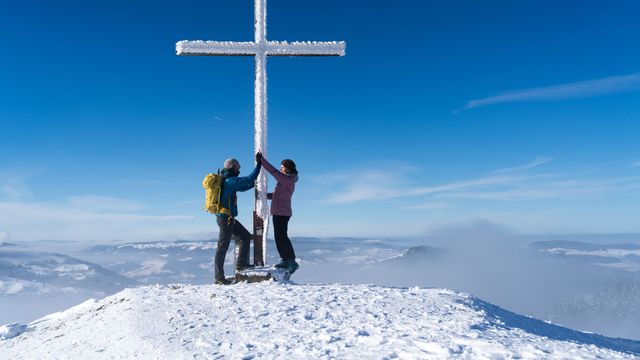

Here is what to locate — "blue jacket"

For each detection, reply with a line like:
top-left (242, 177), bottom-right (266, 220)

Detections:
top-left (216, 164), bottom-right (261, 217)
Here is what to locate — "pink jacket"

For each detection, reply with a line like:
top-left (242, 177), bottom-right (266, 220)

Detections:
top-left (262, 157), bottom-right (298, 217)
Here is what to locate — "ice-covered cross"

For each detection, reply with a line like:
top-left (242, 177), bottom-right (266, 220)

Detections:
top-left (176, 0), bottom-right (345, 265)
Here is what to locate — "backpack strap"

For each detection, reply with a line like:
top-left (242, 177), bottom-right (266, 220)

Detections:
top-left (222, 194), bottom-right (234, 224)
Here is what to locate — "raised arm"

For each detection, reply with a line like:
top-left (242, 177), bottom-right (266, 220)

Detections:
top-left (231, 164), bottom-right (261, 192)
top-left (261, 156), bottom-right (289, 183)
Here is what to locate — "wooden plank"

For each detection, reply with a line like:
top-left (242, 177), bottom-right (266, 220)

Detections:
top-left (253, 210), bottom-right (264, 266)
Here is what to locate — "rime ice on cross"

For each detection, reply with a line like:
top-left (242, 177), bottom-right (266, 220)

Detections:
top-left (176, 0), bottom-right (345, 265)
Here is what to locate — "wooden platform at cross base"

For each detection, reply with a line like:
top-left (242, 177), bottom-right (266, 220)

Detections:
top-left (234, 266), bottom-right (291, 283)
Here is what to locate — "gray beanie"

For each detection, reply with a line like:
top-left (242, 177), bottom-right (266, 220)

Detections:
top-left (224, 158), bottom-right (240, 169)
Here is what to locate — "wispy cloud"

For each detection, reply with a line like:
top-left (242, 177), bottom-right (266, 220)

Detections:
top-left (0, 169), bottom-right (41, 200)
top-left (491, 156), bottom-right (554, 175)
top-left (402, 201), bottom-right (451, 210)
top-left (633, 161), bottom-right (640, 168)
top-left (0, 196), bottom-right (196, 242)
top-left (320, 173), bottom-right (406, 204)
top-left (1, 184), bottom-right (27, 199)
top-left (66, 195), bottom-right (147, 212)
top-left (320, 170), bottom-right (546, 205)
top-left (319, 158), bottom-right (640, 207)
top-left (116, 178), bottom-right (166, 187)
top-left (438, 176), bottom-right (640, 201)
top-left (0, 166), bottom-right (203, 242)
top-left (458, 72), bottom-right (640, 112)
top-left (314, 162), bottom-right (423, 204)
top-left (0, 200), bottom-right (192, 225)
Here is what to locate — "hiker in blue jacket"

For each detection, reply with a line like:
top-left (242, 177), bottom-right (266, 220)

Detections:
top-left (214, 157), bottom-right (261, 285)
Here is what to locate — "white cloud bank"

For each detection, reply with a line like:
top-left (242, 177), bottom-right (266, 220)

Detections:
top-left (0, 195), bottom-right (198, 242)
top-left (0, 167), bottom-right (208, 242)
top-left (459, 72), bottom-right (640, 111)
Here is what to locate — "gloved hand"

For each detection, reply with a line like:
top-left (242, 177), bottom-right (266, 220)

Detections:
top-left (255, 151), bottom-right (263, 166)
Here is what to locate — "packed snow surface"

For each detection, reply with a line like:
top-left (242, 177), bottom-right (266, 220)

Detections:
top-left (1, 282), bottom-right (639, 359)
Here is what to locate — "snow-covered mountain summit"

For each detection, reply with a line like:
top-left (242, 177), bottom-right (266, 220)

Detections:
top-left (1, 282), bottom-right (639, 359)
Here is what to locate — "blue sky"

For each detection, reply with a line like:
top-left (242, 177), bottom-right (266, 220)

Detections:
top-left (1, 0), bottom-right (640, 242)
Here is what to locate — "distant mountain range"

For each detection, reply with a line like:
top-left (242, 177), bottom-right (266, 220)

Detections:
top-left (1, 237), bottom-right (412, 295)
top-left (2, 237), bottom-right (640, 340)
top-left (530, 240), bottom-right (640, 272)
top-left (381, 245), bottom-right (445, 264)
top-left (0, 250), bottom-right (136, 297)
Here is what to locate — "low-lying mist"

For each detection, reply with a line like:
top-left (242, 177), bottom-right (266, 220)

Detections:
top-left (297, 221), bottom-right (640, 340)
top-left (2, 224), bottom-right (638, 341)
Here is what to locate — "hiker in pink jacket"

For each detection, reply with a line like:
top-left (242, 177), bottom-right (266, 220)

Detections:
top-left (256, 151), bottom-right (299, 274)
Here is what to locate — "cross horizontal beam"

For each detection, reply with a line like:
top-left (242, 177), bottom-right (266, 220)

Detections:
top-left (176, 40), bottom-right (346, 56)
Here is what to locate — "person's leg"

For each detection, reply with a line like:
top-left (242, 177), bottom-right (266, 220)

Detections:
top-left (281, 216), bottom-right (296, 261)
top-left (273, 215), bottom-right (295, 261)
top-left (276, 215), bottom-right (298, 273)
top-left (231, 219), bottom-right (252, 269)
top-left (214, 215), bottom-right (233, 281)
top-left (272, 215), bottom-right (287, 261)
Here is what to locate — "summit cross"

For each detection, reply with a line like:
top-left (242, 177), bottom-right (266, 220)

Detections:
top-left (176, 0), bottom-right (346, 265)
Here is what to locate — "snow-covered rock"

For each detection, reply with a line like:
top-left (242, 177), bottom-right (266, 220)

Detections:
top-left (1, 282), bottom-right (639, 359)
top-left (0, 323), bottom-right (28, 340)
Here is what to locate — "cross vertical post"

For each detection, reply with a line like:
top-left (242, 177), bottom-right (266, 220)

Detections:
top-left (253, 0), bottom-right (268, 265)
top-left (176, 0), bottom-right (345, 267)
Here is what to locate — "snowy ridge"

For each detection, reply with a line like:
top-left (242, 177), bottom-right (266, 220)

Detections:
top-left (115, 241), bottom-right (216, 251)
top-left (1, 283), bottom-right (639, 359)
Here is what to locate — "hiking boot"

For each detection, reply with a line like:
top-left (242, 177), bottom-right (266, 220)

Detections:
top-left (274, 260), bottom-right (288, 269)
top-left (286, 260), bottom-right (299, 274)
top-left (215, 278), bottom-right (232, 285)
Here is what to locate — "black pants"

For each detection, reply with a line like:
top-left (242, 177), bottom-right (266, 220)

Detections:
top-left (215, 215), bottom-right (251, 281)
top-left (273, 215), bottom-right (296, 261)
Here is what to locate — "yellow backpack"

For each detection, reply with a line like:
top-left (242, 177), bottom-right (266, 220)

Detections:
top-left (202, 172), bottom-right (224, 214)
